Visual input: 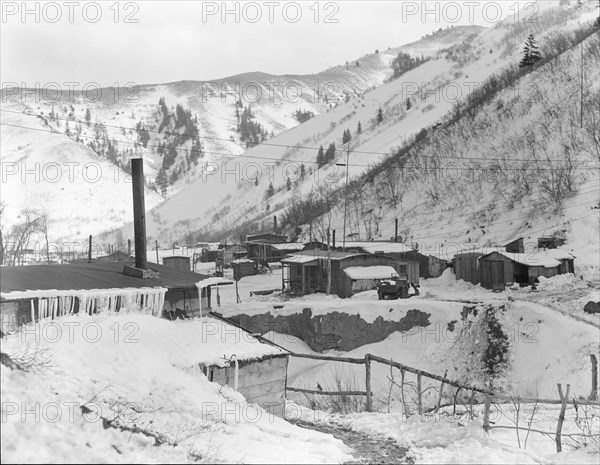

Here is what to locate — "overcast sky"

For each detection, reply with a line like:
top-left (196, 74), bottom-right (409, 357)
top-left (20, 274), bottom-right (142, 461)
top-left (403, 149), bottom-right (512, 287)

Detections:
top-left (1, 1), bottom-right (551, 86)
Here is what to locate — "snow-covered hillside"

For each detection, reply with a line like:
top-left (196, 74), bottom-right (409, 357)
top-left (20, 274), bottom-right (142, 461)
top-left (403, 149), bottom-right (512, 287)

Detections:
top-left (106, 1), bottom-right (599, 267)
top-left (0, 24), bottom-right (480, 248)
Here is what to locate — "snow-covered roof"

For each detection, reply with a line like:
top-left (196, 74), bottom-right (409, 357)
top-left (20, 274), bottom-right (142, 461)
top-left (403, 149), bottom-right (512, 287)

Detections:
top-left (231, 258), bottom-right (255, 264)
top-left (452, 246), bottom-right (507, 258)
top-left (281, 255), bottom-right (319, 265)
top-left (270, 243), bottom-right (304, 251)
top-left (343, 266), bottom-right (400, 280)
top-left (195, 277), bottom-right (234, 288)
top-left (344, 241), bottom-right (416, 254)
top-left (480, 250), bottom-right (574, 268)
top-left (543, 249), bottom-right (577, 260)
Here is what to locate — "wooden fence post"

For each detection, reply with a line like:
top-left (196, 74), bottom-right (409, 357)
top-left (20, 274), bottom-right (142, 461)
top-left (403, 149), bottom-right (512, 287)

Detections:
top-left (365, 354), bottom-right (372, 412)
top-left (453, 387), bottom-right (461, 415)
top-left (400, 369), bottom-right (407, 417)
top-left (483, 379), bottom-right (492, 433)
top-left (417, 372), bottom-right (423, 416)
top-left (469, 389), bottom-right (475, 420)
top-left (590, 354), bottom-right (598, 401)
top-left (436, 370), bottom-right (448, 413)
top-left (556, 383), bottom-right (570, 453)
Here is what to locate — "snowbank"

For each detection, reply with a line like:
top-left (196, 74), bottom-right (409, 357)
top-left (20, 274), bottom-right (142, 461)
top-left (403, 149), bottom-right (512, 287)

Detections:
top-left (1, 314), bottom-right (351, 463)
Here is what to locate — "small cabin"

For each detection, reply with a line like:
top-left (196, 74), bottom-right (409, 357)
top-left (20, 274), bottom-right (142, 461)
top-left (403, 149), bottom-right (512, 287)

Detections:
top-left (220, 244), bottom-right (247, 267)
top-left (478, 250), bottom-right (576, 290)
top-left (162, 255), bottom-right (191, 272)
top-left (232, 258), bottom-right (257, 279)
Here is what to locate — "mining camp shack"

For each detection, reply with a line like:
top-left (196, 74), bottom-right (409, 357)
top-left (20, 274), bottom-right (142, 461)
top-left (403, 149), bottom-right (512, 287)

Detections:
top-left (478, 249), bottom-right (576, 290)
top-left (245, 233), bottom-right (287, 243)
top-left (231, 258), bottom-right (257, 279)
top-left (452, 245), bottom-right (507, 285)
top-left (0, 262), bottom-right (287, 417)
top-left (281, 249), bottom-right (418, 298)
top-left (538, 236), bottom-right (567, 250)
top-left (162, 255), bottom-right (191, 272)
top-left (220, 244), bottom-right (248, 267)
top-left (342, 241), bottom-right (446, 278)
top-left (0, 260), bottom-right (235, 329)
top-left (192, 313), bottom-right (290, 417)
top-left (245, 241), bottom-right (304, 263)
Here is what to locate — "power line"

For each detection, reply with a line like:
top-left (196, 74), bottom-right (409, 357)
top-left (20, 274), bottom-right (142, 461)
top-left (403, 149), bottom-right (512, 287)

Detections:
top-left (373, 186), bottom-right (599, 232)
top-left (2, 108), bottom-right (599, 166)
top-left (1, 121), bottom-right (598, 172)
top-left (381, 200), bottom-right (599, 242)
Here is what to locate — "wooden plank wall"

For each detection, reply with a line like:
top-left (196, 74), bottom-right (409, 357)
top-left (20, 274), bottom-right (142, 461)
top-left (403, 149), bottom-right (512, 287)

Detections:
top-left (454, 255), bottom-right (481, 284)
top-left (209, 355), bottom-right (289, 417)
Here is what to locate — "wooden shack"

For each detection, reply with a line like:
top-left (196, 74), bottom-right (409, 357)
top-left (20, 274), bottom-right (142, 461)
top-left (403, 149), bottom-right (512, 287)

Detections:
top-left (0, 261), bottom-right (211, 329)
top-left (281, 249), bottom-right (418, 298)
top-left (245, 233), bottom-right (287, 243)
top-left (340, 241), bottom-right (446, 278)
top-left (538, 236), bottom-right (567, 250)
top-left (220, 244), bottom-right (248, 267)
top-left (162, 255), bottom-right (191, 272)
top-left (245, 242), bottom-right (304, 263)
top-left (478, 250), bottom-right (576, 290)
top-left (231, 258), bottom-right (257, 279)
top-left (453, 251), bottom-right (485, 285)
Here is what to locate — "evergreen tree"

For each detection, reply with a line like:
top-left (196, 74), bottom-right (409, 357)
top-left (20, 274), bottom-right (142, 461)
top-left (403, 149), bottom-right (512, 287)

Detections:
top-left (316, 145), bottom-right (326, 168)
top-left (406, 98), bottom-right (412, 110)
top-left (376, 107), bottom-right (383, 124)
top-left (156, 169), bottom-right (168, 195)
top-left (325, 143), bottom-right (336, 164)
top-left (342, 128), bottom-right (351, 144)
top-left (299, 163), bottom-right (306, 180)
top-left (266, 182), bottom-right (275, 198)
top-left (357, 121), bottom-right (362, 134)
top-left (519, 33), bottom-right (542, 68)
top-left (85, 108), bottom-right (91, 127)
top-left (286, 176), bottom-right (292, 191)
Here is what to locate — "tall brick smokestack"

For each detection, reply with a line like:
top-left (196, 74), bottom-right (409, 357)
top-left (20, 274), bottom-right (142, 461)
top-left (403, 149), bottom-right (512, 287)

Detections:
top-left (131, 158), bottom-right (147, 270)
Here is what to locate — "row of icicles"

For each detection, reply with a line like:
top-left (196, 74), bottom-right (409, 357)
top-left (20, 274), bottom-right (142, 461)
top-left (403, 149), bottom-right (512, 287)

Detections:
top-left (31, 288), bottom-right (168, 322)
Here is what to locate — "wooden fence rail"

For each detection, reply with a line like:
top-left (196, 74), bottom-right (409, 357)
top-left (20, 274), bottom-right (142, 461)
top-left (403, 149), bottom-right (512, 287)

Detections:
top-left (285, 350), bottom-right (600, 452)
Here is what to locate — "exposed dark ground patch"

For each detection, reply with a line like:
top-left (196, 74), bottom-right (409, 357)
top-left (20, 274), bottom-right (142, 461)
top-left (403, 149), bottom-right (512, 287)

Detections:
top-left (291, 420), bottom-right (412, 464)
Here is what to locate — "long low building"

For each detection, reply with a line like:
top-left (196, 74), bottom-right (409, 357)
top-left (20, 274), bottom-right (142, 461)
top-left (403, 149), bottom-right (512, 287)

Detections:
top-left (340, 241), bottom-right (448, 278)
top-left (0, 260), bottom-right (288, 416)
top-left (281, 249), bottom-right (419, 298)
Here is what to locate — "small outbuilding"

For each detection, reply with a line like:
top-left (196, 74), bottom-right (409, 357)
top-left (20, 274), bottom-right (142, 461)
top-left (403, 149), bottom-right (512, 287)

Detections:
top-left (478, 249), bottom-right (576, 290)
top-left (220, 244), bottom-right (248, 267)
top-left (162, 255), bottom-right (191, 272)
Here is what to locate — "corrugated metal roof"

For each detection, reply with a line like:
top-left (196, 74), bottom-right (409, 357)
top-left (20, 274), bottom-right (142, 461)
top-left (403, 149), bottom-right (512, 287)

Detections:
top-left (0, 261), bottom-right (209, 296)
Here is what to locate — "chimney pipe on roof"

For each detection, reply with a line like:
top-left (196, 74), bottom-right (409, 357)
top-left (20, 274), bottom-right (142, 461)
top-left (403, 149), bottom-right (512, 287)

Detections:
top-left (132, 158), bottom-right (148, 270)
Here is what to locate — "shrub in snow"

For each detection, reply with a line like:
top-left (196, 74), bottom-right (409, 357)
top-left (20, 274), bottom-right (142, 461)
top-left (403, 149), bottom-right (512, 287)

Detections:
top-left (430, 305), bottom-right (511, 389)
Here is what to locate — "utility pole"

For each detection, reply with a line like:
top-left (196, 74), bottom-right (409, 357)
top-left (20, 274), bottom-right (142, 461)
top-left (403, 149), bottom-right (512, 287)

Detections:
top-left (326, 227), bottom-right (331, 295)
top-left (155, 240), bottom-right (159, 264)
top-left (341, 141), bottom-right (350, 251)
top-left (580, 37), bottom-right (584, 129)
